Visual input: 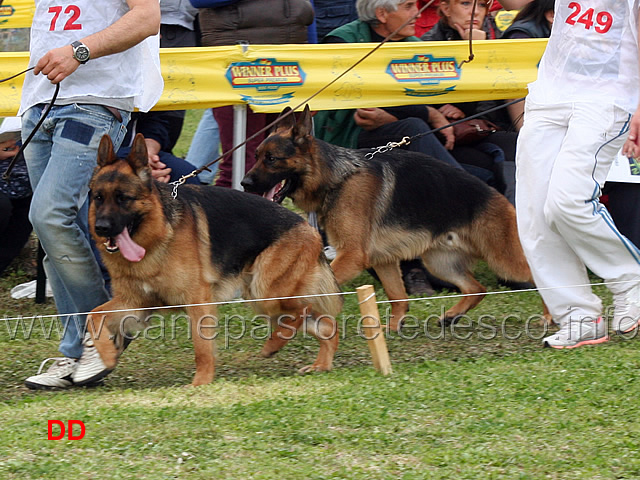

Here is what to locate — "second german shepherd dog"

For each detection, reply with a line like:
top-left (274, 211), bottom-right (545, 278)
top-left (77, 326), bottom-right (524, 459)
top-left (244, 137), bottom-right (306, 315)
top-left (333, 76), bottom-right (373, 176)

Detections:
top-left (85, 134), bottom-right (342, 387)
top-left (242, 106), bottom-right (546, 329)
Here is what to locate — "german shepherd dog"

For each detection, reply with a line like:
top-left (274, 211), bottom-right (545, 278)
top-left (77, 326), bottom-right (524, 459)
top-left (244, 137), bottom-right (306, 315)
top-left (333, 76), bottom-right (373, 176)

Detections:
top-left (86, 133), bottom-right (343, 386)
top-left (242, 106), bottom-right (548, 329)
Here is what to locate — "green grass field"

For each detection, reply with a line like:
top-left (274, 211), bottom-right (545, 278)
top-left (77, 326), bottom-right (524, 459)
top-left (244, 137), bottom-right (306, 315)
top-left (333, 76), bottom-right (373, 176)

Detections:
top-left (2, 112), bottom-right (639, 479)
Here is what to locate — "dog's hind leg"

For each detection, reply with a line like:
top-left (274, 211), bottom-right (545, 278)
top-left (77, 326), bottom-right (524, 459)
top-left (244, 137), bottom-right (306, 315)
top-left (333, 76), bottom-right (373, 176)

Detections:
top-left (471, 200), bottom-right (553, 326)
top-left (422, 250), bottom-right (486, 325)
top-left (259, 304), bottom-right (338, 373)
top-left (372, 262), bottom-right (410, 332)
top-left (298, 308), bottom-right (339, 373)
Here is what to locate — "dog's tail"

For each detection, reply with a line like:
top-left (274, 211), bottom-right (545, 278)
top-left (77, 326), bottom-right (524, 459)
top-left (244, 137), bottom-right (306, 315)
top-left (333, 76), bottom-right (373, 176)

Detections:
top-left (473, 192), bottom-right (533, 283)
top-left (307, 257), bottom-right (344, 318)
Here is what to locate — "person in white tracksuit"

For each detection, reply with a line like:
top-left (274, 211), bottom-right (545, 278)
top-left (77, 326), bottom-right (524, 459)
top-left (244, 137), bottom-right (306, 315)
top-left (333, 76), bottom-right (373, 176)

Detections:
top-left (516, 0), bottom-right (640, 348)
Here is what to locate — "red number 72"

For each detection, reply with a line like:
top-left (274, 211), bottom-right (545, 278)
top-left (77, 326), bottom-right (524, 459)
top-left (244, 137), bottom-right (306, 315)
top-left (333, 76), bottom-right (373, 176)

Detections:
top-left (48, 5), bottom-right (82, 31)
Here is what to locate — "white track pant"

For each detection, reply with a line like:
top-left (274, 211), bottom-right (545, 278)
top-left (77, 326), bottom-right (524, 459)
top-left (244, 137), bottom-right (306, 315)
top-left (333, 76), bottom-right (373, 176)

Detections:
top-left (516, 100), bottom-right (640, 325)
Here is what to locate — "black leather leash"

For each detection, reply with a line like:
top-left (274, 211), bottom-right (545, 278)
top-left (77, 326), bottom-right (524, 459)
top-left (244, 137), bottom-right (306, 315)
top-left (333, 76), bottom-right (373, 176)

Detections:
top-left (1, 67), bottom-right (60, 180)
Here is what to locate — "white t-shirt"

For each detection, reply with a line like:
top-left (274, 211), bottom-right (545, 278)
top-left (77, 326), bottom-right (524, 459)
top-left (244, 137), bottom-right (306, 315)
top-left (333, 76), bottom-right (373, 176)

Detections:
top-left (529, 0), bottom-right (639, 112)
top-left (19, 0), bottom-right (163, 115)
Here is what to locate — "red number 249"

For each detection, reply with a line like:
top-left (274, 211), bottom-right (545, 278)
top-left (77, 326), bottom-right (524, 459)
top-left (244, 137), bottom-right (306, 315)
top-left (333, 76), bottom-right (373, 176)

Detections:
top-left (48, 5), bottom-right (82, 31)
top-left (566, 2), bottom-right (613, 33)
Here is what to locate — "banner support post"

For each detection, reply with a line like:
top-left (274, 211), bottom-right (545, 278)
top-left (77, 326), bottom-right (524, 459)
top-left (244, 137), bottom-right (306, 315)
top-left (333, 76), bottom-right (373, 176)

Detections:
top-left (232, 103), bottom-right (247, 191)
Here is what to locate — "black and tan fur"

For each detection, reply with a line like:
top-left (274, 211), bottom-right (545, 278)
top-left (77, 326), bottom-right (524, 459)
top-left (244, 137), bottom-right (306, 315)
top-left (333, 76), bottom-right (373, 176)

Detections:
top-left (86, 133), bottom-right (342, 386)
top-left (242, 106), bottom-right (548, 329)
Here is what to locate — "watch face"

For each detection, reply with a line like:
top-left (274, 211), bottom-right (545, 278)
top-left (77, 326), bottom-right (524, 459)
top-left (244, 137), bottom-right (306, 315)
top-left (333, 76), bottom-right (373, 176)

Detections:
top-left (74, 45), bottom-right (90, 63)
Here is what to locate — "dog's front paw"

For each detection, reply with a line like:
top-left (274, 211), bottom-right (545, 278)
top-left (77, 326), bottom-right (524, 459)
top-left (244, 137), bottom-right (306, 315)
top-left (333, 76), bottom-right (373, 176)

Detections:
top-left (260, 347), bottom-right (278, 358)
top-left (297, 363), bottom-right (331, 375)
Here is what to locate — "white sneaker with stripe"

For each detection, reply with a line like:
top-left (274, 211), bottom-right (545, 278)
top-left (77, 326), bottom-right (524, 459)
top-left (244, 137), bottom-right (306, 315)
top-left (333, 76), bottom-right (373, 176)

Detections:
top-left (72, 333), bottom-right (113, 386)
top-left (24, 357), bottom-right (77, 390)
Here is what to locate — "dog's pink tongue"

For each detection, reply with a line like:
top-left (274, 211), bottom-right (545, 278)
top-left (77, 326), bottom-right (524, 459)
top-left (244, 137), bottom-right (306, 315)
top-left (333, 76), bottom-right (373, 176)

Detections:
top-left (264, 184), bottom-right (278, 202)
top-left (115, 228), bottom-right (146, 262)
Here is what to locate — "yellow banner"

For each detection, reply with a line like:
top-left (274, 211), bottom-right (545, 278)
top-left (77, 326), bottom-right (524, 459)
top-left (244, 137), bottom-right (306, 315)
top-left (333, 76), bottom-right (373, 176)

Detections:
top-left (0, 0), bottom-right (35, 29)
top-left (0, 40), bottom-right (547, 116)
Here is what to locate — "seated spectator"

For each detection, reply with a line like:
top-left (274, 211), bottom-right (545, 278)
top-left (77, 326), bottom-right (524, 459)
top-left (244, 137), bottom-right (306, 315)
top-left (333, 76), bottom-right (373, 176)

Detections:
top-left (317, 1), bottom-right (461, 171)
top-left (421, 0), bottom-right (500, 40)
top-left (415, 0), bottom-right (533, 36)
top-left (421, 0), bottom-right (522, 205)
top-left (319, 0), bottom-right (511, 193)
top-left (0, 138), bottom-right (32, 276)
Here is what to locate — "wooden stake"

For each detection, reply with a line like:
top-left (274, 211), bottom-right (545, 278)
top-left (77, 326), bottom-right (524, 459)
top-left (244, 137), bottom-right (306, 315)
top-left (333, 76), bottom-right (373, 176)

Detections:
top-left (356, 285), bottom-right (392, 376)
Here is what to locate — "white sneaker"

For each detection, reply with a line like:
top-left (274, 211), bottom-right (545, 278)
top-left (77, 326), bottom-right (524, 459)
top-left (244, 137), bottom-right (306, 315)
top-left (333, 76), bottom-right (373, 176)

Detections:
top-left (24, 357), bottom-right (77, 390)
top-left (543, 317), bottom-right (609, 349)
top-left (72, 333), bottom-right (112, 386)
top-left (613, 283), bottom-right (640, 334)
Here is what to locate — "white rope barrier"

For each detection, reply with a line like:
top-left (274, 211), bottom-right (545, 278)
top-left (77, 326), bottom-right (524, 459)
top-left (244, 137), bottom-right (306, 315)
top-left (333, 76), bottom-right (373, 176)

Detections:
top-left (376, 279), bottom-right (636, 305)
top-left (1, 291), bottom-right (357, 322)
top-left (2, 278), bottom-right (634, 323)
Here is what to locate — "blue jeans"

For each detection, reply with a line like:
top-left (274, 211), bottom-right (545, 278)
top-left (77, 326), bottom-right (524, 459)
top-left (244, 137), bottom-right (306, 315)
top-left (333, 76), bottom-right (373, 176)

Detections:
top-left (185, 109), bottom-right (220, 184)
top-left (22, 103), bottom-right (130, 358)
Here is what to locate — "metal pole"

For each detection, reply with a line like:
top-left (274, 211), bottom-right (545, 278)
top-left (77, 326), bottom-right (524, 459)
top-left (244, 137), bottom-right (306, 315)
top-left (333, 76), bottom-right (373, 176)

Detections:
top-left (232, 104), bottom-right (247, 191)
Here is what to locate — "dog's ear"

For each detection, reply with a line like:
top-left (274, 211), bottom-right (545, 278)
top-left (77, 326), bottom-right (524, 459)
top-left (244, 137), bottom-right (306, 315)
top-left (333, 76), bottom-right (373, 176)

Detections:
top-left (295, 104), bottom-right (313, 136)
top-left (276, 107), bottom-right (296, 131)
top-left (291, 104), bottom-right (313, 148)
top-left (127, 133), bottom-right (153, 185)
top-left (127, 133), bottom-right (150, 171)
top-left (97, 134), bottom-right (118, 167)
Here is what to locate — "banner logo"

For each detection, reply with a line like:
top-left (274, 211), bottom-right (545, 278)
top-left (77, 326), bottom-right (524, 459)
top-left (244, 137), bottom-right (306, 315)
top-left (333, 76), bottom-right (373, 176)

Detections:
top-left (386, 54), bottom-right (460, 85)
top-left (0, 5), bottom-right (16, 24)
top-left (226, 58), bottom-right (305, 105)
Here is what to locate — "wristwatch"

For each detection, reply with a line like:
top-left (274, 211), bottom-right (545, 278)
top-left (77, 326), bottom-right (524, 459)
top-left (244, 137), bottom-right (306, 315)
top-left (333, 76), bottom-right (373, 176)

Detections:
top-left (71, 41), bottom-right (90, 64)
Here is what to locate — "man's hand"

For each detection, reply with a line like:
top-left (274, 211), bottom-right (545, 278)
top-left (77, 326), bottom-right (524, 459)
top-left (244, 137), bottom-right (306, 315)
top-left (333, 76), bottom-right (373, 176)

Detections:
top-left (438, 104), bottom-right (465, 120)
top-left (452, 23), bottom-right (487, 40)
top-left (428, 107), bottom-right (455, 150)
top-left (145, 138), bottom-right (171, 183)
top-left (0, 140), bottom-right (20, 161)
top-left (34, 45), bottom-right (80, 84)
top-left (354, 108), bottom-right (398, 131)
top-left (623, 109), bottom-right (640, 159)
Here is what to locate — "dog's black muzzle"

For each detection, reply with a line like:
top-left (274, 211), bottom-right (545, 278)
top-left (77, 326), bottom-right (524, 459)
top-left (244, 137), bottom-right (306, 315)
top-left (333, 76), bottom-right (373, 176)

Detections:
top-left (94, 216), bottom-right (123, 238)
top-left (240, 173), bottom-right (263, 194)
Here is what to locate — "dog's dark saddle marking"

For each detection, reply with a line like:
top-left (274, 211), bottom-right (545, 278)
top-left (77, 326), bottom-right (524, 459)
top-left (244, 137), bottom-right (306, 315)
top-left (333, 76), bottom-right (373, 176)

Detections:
top-left (170, 185), bottom-right (305, 276)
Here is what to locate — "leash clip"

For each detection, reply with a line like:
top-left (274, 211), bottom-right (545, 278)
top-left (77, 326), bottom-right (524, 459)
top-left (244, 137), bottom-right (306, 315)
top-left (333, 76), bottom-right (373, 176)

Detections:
top-left (170, 172), bottom-right (196, 199)
top-left (365, 136), bottom-right (411, 160)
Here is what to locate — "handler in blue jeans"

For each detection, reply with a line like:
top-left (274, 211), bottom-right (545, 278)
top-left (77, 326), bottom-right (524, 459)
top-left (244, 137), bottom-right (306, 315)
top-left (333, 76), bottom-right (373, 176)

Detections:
top-left (20, 0), bottom-right (163, 390)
